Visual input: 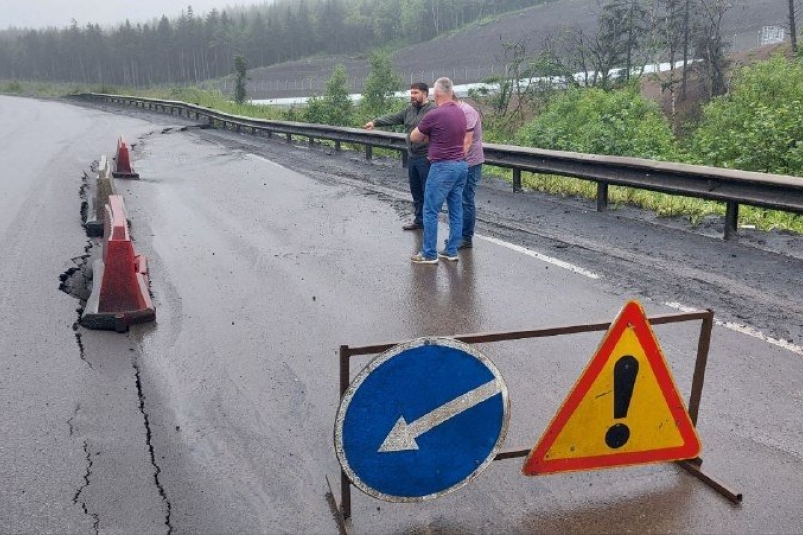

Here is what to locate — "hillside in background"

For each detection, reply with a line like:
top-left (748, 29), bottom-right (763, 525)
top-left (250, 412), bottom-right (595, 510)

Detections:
top-left (231, 0), bottom-right (792, 99)
top-left (0, 0), bottom-right (546, 87)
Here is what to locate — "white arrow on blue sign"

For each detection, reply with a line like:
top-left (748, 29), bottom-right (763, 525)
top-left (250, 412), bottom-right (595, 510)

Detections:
top-left (334, 337), bottom-right (510, 502)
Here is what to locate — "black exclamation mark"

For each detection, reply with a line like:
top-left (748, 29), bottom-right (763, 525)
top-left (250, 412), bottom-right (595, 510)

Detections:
top-left (605, 355), bottom-right (639, 449)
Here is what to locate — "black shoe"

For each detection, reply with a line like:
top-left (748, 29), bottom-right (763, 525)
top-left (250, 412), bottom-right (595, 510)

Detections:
top-left (457, 240), bottom-right (473, 250)
top-left (403, 221), bottom-right (423, 231)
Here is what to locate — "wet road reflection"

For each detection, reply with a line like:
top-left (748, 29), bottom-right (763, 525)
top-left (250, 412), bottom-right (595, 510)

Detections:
top-left (408, 232), bottom-right (481, 337)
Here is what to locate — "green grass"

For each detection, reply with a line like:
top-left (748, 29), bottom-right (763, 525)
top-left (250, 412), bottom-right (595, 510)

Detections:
top-left (0, 80), bottom-right (91, 97)
top-left (511, 170), bottom-right (803, 233)
top-left (136, 86), bottom-right (287, 121)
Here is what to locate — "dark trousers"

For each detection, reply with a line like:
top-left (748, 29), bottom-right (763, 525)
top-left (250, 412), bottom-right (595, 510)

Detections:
top-left (408, 155), bottom-right (431, 225)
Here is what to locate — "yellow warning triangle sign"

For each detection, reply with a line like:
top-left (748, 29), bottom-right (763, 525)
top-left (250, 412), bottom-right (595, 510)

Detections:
top-left (523, 300), bottom-right (701, 475)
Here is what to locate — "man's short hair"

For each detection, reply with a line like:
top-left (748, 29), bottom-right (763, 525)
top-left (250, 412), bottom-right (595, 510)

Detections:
top-left (433, 77), bottom-right (454, 96)
top-left (410, 82), bottom-right (429, 93)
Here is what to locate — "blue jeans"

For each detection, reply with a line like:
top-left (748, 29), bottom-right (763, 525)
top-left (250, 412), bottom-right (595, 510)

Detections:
top-left (462, 164), bottom-right (483, 242)
top-left (422, 160), bottom-right (468, 259)
top-left (408, 155), bottom-right (431, 225)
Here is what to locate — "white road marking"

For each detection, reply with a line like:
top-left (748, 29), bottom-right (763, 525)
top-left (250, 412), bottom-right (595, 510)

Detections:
top-left (378, 379), bottom-right (502, 453)
top-left (664, 302), bottom-right (803, 356)
top-left (476, 234), bottom-right (801, 356)
top-left (477, 234), bottom-right (600, 279)
top-left (246, 153), bottom-right (288, 169)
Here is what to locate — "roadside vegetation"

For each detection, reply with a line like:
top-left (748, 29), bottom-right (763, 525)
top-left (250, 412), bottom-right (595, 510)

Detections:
top-left (457, 0), bottom-right (803, 234)
top-left (494, 54), bottom-right (803, 233)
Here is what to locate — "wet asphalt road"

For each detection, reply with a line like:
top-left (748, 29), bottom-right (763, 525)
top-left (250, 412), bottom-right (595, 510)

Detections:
top-left (2, 95), bottom-right (803, 534)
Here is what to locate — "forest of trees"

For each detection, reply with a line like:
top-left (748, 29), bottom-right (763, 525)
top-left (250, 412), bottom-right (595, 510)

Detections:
top-left (0, 0), bottom-right (546, 87)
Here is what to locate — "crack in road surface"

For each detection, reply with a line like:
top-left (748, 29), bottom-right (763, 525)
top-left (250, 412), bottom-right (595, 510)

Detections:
top-left (60, 170), bottom-right (96, 368)
top-left (59, 252), bottom-right (93, 370)
top-left (133, 357), bottom-right (173, 535)
top-left (72, 439), bottom-right (100, 534)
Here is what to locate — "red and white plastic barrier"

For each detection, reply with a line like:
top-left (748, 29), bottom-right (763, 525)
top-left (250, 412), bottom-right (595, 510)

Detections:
top-left (85, 154), bottom-right (116, 237)
top-left (81, 195), bottom-right (155, 331)
top-left (112, 136), bottom-right (139, 179)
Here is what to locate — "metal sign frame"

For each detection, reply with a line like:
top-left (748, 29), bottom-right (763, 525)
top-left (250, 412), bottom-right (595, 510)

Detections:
top-left (331, 308), bottom-right (741, 533)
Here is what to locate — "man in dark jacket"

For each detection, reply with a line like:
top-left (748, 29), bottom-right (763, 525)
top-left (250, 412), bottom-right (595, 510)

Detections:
top-left (363, 82), bottom-right (435, 230)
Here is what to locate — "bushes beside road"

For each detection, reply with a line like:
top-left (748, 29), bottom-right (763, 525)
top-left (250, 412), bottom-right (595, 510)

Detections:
top-left (502, 54), bottom-right (803, 232)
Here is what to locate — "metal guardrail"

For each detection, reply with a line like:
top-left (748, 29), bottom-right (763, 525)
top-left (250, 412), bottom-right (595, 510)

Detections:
top-left (76, 92), bottom-right (803, 240)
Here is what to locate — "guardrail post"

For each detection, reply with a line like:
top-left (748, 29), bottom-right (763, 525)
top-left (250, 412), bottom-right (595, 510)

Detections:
top-left (286, 133), bottom-right (292, 144)
top-left (309, 136), bottom-right (314, 147)
top-left (724, 201), bottom-right (739, 241)
top-left (365, 145), bottom-right (373, 161)
top-left (334, 141), bottom-right (341, 152)
top-left (512, 169), bottom-right (522, 192)
top-left (597, 182), bottom-right (609, 212)
top-left (402, 151), bottom-right (409, 169)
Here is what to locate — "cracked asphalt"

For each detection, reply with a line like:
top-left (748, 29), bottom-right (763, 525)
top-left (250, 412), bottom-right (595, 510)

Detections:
top-left (0, 96), bottom-right (166, 533)
top-left (2, 94), bottom-right (803, 534)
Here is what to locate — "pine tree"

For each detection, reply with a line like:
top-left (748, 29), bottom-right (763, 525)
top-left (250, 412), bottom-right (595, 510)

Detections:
top-left (234, 54), bottom-right (247, 104)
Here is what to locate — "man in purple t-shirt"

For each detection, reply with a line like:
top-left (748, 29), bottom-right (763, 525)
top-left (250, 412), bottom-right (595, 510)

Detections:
top-left (408, 77), bottom-right (468, 264)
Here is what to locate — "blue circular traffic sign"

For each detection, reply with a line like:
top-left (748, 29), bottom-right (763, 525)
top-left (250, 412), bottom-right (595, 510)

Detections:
top-left (334, 337), bottom-right (510, 502)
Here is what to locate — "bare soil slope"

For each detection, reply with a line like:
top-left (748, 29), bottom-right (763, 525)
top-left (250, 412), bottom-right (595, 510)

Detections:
top-left (237, 0), bottom-right (790, 99)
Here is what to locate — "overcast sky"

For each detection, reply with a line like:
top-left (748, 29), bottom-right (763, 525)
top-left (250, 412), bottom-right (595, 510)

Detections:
top-left (1, 1), bottom-right (249, 30)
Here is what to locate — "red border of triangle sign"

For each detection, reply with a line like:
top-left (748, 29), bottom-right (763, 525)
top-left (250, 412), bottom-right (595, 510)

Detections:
top-left (523, 300), bottom-right (701, 475)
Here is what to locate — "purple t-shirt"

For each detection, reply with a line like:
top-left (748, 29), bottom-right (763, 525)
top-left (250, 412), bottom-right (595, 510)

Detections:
top-left (416, 102), bottom-right (467, 162)
top-left (458, 101), bottom-right (485, 167)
